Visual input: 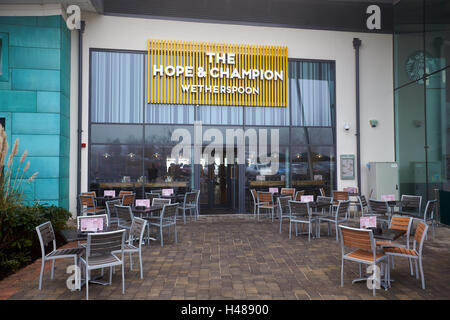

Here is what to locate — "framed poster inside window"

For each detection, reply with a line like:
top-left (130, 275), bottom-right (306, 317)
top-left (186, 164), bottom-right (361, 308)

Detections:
top-left (340, 154), bottom-right (355, 180)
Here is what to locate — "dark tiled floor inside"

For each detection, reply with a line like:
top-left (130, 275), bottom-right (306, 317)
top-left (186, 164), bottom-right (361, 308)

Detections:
top-left (2, 214), bottom-right (450, 300)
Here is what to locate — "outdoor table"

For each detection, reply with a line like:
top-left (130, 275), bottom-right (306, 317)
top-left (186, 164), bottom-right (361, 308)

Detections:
top-left (95, 196), bottom-right (121, 207)
top-left (160, 194), bottom-right (185, 203)
top-left (132, 205), bottom-right (164, 218)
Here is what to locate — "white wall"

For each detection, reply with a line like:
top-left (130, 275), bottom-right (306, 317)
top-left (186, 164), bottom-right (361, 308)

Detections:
top-left (71, 12), bottom-right (394, 213)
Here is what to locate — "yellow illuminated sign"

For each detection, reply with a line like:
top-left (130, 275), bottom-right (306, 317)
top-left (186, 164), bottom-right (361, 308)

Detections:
top-left (147, 40), bottom-right (288, 107)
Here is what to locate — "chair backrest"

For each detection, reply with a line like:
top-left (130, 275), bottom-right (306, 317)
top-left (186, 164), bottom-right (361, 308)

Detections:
top-left (152, 198), bottom-right (171, 206)
top-left (106, 199), bottom-right (121, 220)
top-left (35, 221), bottom-right (56, 256)
top-left (184, 191), bottom-right (197, 204)
top-left (335, 200), bottom-right (350, 219)
top-left (129, 217), bottom-right (147, 246)
top-left (114, 205), bottom-right (133, 224)
top-left (423, 200), bottom-right (437, 221)
top-left (401, 195), bottom-right (422, 214)
top-left (333, 191), bottom-right (349, 202)
top-left (278, 196), bottom-right (291, 216)
top-left (82, 191), bottom-right (96, 197)
top-left (368, 199), bottom-right (389, 215)
top-left (339, 225), bottom-right (375, 254)
top-left (389, 215), bottom-right (413, 246)
top-left (294, 190), bottom-right (305, 201)
top-left (77, 214), bottom-right (109, 231)
top-left (118, 190), bottom-right (133, 198)
top-left (86, 229), bottom-right (126, 260)
top-left (145, 192), bottom-right (161, 202)
top-left (281, 188), bottom-right (295, 197)
top-left (358, 195), bottom-right (368, 209)
top-left (122, 193), bottom-right (135, 206)
top-left (289, 200), bottom-right (310, 218)
top-left (161, 203), bottom-right (179, 220)
top-left (79, 194), bottom-right (95, 208)
top-left (258, 191), bottom-right (273, 204)
top-left (413, 222), bottom-right (429, 255)
top-left (317, 196), bottom-right (332, 204)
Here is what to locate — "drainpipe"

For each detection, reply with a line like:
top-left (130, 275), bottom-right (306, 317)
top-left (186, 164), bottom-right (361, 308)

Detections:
top-left (353, 38), bottom-right (362, 195)
top-left (76, 21), bottom-right (85, 215)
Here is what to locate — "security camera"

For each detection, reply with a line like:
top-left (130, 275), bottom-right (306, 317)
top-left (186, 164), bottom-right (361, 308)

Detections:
top-left (344, 123), bottom-right (350, 131)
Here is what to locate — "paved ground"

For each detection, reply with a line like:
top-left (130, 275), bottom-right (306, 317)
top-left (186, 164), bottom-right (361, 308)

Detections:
top-left (1, 214), bottom-right (449, 300)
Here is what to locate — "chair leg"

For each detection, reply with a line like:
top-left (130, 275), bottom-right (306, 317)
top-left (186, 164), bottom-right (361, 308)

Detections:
top-left (335, 223), bottom-right (339, 241)
top-left (121, 263), bottom-right (125, 295)
top-left (86, 269), bottom-right (89, 300)
top-left (38, 259), bottom-right (45, 290)
top-left (289, 221), bottom-right (292, 239)
top-left (51, 259), bottom-right (55, 279)
top-left (183, 209), bottom-right (186, 224)
top-left (308, 223), bottom-right (311, 242)
top-left (160, 226), bottom-right (164, 247)
top-left (341, 259), bottom-right (344, 287)
top-left (419, 257), bottom-right (425, 289)
top-left (409, 258), bottom-right (414, 276)
top-left (415, 260), bottom-right (419, 279)
top-left (139, 250), bottom-right (143, 279)
top-left (109, 266), bottom-right (113, 284)
top-left (279, 216), bottom-right (283, 234)
top-left (129, 252), bottom-right (133, 271)
top-left (174, 223), bottom-right (178, 243)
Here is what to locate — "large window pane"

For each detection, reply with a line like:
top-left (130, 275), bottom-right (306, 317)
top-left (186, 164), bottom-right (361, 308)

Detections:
top-left (197, 105), bottom-right (243, 125)
top-left (91, 51), bottom-right (144, 123)
top-left (244, 106), bottom-right (289, 126)
top-left (91, 124), bottom-right (143, 144)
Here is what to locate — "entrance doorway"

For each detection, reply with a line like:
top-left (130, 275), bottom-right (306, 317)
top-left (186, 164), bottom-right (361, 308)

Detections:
top-left (199, 150), bottom-right (239, 214)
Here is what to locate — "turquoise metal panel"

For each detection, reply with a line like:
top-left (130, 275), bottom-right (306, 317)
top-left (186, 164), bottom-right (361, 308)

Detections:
top-left (0, 17), bottom-right (37, 26)
top-left (0, 33), bottom-right (9, 82)
top-left (12, 113), bottom-right (60, 134)
top-left (0, 90), bottom-right (36, 112)
top-left (9, 46), bottom-right (60, 70)
top-left (11, 134), bottom-right (60, 157)
top-left (34, 178), bottom-right (59, 200)
top-left (1, 24), bottom-right (60, 48)
top-left (37, 91), bottom-right (60, 113)
top-left (36, 16), bottom-right (61, 28)
top-left (12, 69), bottom-right (60, 91)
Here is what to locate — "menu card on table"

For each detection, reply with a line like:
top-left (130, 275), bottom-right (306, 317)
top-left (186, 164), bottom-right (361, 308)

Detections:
top-left (269, 188), bottom-right (278, 194)
top-left (80, 218), bottom-right (104, 232)
top-left (300, 195), bottom-right (314, 203)
top-left (104, 190), bottom-right (116, 197)
top-left (360, 216), bottom-right (377, 229)
top-left (136, 199), bottom-right (150, 208)
top-left (381, 194), bottom-right (395, 201)
top-left (162, 189), bottom-right (174, 196)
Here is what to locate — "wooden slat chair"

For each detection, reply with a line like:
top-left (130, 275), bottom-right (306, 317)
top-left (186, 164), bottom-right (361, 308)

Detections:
top-left (118, 190), bottom-right (133, 198)
top-left (177, 191), bottom-right (197, 224)
top-left (80, 229), bottom-right (126, 300)
top-left (294, 190), bottom-right (305, 201)
top-left (121, 193), bottom-right (136, 207)
top-left (368, 199), bottom-right (391, 226)
top-left (113, 217), bottom-right (147, 279)
top-left (332, 191), bottom-right (349, 212)
top-left (357, 195), bottom-right (370, 216)
top-left (152, 198), bottom-right (171, 206)
top-left (35, 221), bottom-right (84, 290)
top-left (250, 189), bottom-right (260, 217)
top-left (280, 188), bottom-right (295, 198)
top-left (384, 222), bottom-right (429, 289)
top-left (106, 199), bottom-right (122, 225)
top-left (79, 194), bottom-right (105, 216)
top-left (288, 200), bottom-right (318, 241)
top-left (376, 215), bottom-right (413, 273)
top-left (114, 205), bottom-right (134, 235)
top-left (338, 225), bottom-right (389, 296)
top-left (277, 196), bottom-right (292, 234)
top-left (257, 191), bottom-right (276, 221)
top-left (147, 203), bottom-right (179, 247)
top-left (145, 192), bottom-right (161, 205)
top-left (318, 200), bottom-right (350, 241)
top-left (82, 191), bottom-right (106, 211)
top-left (398, 195), bottom-right (422, 218)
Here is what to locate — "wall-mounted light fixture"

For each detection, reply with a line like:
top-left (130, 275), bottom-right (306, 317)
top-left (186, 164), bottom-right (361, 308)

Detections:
top-left (369, 120), bottom-right (378, 128)
top-left (344, 122), bottom-right (351, 131)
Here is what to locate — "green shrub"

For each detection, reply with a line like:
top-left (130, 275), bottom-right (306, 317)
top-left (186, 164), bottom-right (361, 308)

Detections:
top-left (0, 205), bottom-right (71, 279)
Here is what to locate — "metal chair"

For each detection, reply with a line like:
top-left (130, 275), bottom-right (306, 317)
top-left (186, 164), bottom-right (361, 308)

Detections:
top-left (145, 192), bottom-right (161, 205)
top-left (318, 200), bottom-right (350, 241)
top-left (288, 200), bottom-right (318, 241)
top-left (338, 225), bottom-right (389, 296)
top-left (80, 229), bottom-right (126, 300)
top-left (384, 222), bottom-right (429, 289)
top-left (106, 199), bottom-right (121, 224)
top-left (422, 200), bottom-right (437, 238)
top-left (147, 203), bottom-right (178, 247)
top-left (113, 217), bottom-right (147, 279)
top-left (257, 191), bottom-right (276, 221)
top-left (79, 194), bottom-right (105, 216)
top-left (368, 199), bottom-right (391, 225)
top-left (280, 188), bottom-right (295, 198)
top-left (399, 195), bottom-right (422, 217)
top-left (294, 190), bottom-right (305, 201)
top-left (357, 195), bottom-right (370, 216)
top-left (316, 196), bottom-right (333, 216)
top-left (152, 198), bottom-right (171, 206)
top-left (35, 221), bottom-right (84, 290)
top-left (332, 191), bottom-right (349, 212)
top-left (118, 190), bottom-right (133, 198)
top-left (114, 205), bottom-right (134, 235)
top-left (193, 189), bottom-right (201, 219)
top-left (277, 196), bottom-right (292, 233)
top-left (177, 191), bottom-right (197, 224)
top-left (121, 193), bottom-right (136, 207)
top-left (250, 189), bottom-right (260, 217)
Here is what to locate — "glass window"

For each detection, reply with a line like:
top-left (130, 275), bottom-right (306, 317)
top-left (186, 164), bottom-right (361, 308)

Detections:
top-left (244, 106), bottom-right (289, 126)
top-left (91, 51), bottom-right (144, 123)
top-left (307, 128), bottom-right (334, 145)
top-left (197, 105), bottom-right (243, 125)
top-left (91, 124), bottom-right (143, 144)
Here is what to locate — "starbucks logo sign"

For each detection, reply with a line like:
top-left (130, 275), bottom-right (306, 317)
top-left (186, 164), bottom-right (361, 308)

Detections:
top-left (405, 51), bottom-right (436, 84)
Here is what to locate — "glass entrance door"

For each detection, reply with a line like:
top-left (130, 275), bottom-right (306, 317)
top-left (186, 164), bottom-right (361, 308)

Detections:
top-left (200, 150), bottom-right (239, 214)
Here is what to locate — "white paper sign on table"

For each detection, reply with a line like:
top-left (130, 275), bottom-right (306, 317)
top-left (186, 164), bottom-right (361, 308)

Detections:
top-left (136, 199), bottom-right (150, 208)
top-left (360, 216), bottom-right (377, 229)
top-left (162, 189), bottom-right (174, 196)
top-left (381, 194), bottom-right (395, 201)
top-left (269, 188), bottom-right (278, 194)
top-left (104, 190), bottom-right (115, 197)
top-left (300, 195), bottom-right (314, 203)
top-left (80, 218), bottom-right (104, 232)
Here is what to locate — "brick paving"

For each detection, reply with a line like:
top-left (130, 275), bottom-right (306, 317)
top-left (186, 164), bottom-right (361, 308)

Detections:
top-left (1, 214), bottom-right (449, 300)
